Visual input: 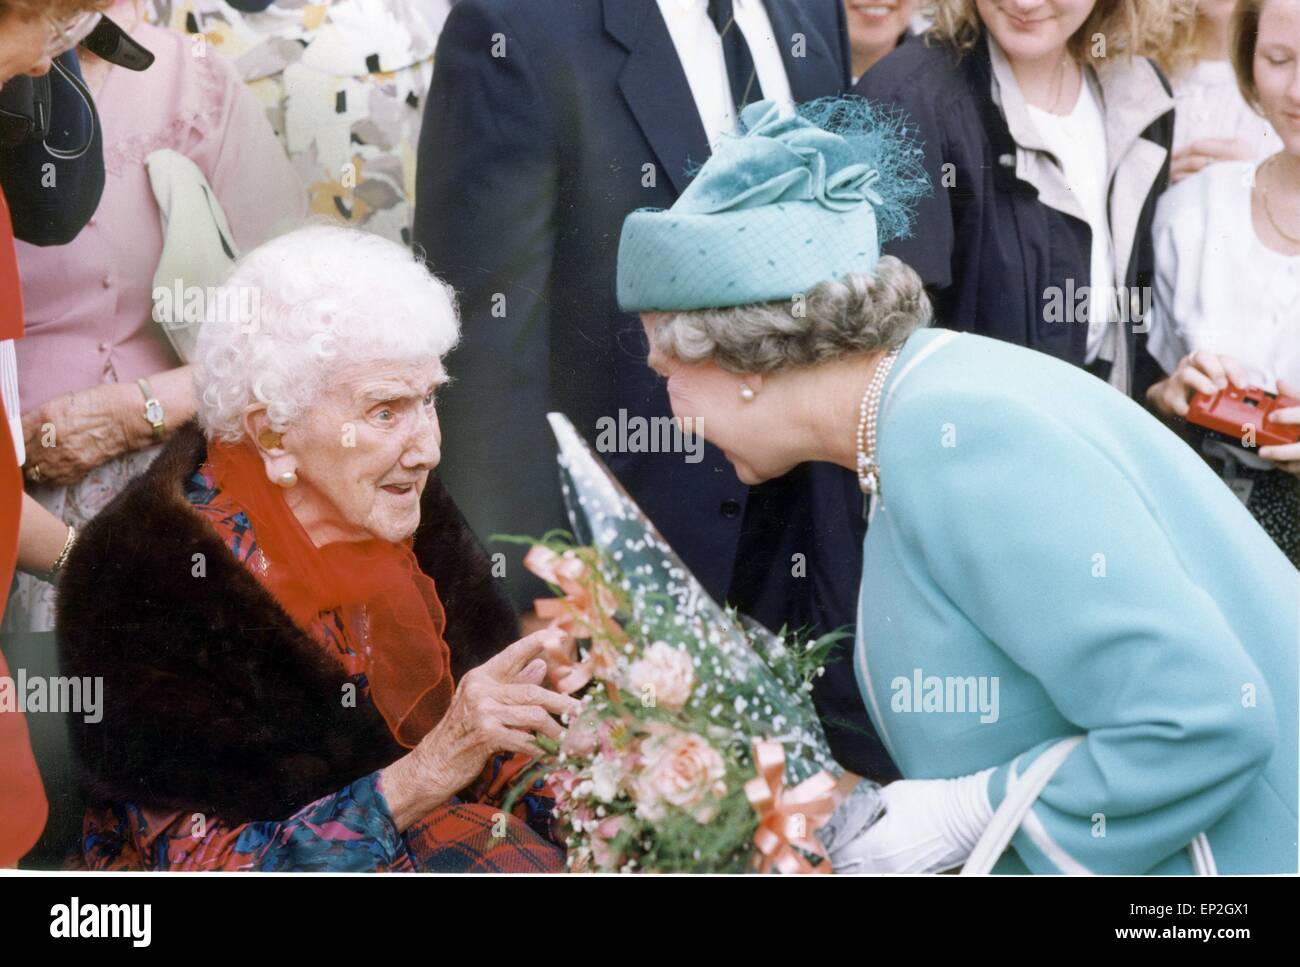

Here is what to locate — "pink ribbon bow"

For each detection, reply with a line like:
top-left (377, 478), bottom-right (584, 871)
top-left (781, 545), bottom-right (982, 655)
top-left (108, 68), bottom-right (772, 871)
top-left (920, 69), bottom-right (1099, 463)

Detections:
top-left (745, 739), bottom-right (844, 874)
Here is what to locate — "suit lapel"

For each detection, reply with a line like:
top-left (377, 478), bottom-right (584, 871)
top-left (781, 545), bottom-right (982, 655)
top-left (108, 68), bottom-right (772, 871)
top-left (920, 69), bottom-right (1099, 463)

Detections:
top-left (607, 0), bottom-right (711, 197)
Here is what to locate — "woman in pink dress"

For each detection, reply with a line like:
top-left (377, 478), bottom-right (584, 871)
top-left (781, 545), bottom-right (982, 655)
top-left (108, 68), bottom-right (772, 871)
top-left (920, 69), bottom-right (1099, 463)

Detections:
top-left (7, 0), bottom-right (304, 632)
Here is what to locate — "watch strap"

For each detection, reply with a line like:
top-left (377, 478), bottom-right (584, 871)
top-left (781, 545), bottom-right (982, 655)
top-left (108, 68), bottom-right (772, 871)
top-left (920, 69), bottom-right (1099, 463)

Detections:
top-left (136, 377), bottom-right (165, 442)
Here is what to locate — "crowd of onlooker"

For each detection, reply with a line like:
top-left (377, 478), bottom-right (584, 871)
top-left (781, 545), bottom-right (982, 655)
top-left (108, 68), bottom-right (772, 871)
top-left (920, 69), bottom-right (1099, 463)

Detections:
top-left (1, 0), bottom-right (1297, 868)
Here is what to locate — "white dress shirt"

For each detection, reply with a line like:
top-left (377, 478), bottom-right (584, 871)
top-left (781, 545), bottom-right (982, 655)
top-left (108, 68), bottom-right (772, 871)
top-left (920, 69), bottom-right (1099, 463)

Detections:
top-left (0, 340), bottom-right (22, 467)
top-left (655, 0), bottom-right (796, 150)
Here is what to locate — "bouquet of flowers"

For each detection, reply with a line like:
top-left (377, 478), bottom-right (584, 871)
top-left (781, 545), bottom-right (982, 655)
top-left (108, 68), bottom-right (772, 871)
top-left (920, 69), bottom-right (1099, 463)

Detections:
top-left (499, 414), bottom-right (882, 873)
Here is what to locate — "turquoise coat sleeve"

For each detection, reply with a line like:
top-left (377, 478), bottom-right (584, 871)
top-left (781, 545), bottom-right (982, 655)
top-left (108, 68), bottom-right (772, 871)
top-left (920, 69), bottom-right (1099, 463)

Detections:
top-left (885, 386), bottom-right (1280, 874)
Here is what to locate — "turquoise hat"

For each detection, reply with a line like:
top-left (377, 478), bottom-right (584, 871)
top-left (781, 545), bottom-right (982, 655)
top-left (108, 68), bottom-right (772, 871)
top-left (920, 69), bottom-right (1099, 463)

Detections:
top-left (617, 96), bottom-right (928, 313)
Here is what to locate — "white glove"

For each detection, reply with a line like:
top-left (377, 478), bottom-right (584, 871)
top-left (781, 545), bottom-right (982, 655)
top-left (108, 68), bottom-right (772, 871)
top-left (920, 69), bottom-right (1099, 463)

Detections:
top-left (828, 767), bottom-right (996, 874)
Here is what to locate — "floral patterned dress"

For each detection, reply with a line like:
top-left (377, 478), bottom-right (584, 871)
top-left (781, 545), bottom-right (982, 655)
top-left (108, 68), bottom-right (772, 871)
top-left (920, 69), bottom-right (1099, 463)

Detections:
top-left (71, 466), bottom-right (562, 873)
top-left (145, 0), bottom-right (448, 245)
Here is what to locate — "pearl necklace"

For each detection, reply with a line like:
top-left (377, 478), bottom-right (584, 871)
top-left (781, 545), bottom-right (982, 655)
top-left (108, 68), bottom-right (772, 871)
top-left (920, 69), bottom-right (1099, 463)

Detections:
top-left (855, 346), bottom-right (902, 495)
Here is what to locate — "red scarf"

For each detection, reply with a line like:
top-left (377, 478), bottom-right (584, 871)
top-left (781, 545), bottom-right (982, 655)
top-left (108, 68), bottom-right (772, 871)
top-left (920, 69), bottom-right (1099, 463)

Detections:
top-left (207, 440), bottom-right (454, 749)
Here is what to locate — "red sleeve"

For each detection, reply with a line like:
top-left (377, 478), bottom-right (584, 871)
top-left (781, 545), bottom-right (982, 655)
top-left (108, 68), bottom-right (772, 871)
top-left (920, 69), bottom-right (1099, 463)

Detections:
top-left (0, 388), bottom-right (48, 865)
top-left (0, 186), bottom-right (49, 866)
top-left (0, 188), bottom-right (24, 341)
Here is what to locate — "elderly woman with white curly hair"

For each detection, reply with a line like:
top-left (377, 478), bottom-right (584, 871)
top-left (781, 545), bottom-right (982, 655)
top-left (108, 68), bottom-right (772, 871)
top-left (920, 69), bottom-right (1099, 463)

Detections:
top-left (54, 225), bottom-right (580, 872)
top-left (619, 97), bottom-right (1297, 875)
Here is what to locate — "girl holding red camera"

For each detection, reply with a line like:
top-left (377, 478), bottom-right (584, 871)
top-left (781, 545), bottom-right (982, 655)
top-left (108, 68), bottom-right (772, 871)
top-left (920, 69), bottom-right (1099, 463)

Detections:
top-left (1147, 0), bottom-right (1300, 566)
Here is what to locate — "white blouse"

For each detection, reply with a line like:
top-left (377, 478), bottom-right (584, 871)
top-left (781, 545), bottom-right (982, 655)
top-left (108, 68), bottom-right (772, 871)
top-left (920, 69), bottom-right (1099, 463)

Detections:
top-left (1149, 160), bottom-right (1300, 467)
top-left (0, 339), bottom-right (21, 467)
top-left (1171, 59), bottom-right (1281, 161)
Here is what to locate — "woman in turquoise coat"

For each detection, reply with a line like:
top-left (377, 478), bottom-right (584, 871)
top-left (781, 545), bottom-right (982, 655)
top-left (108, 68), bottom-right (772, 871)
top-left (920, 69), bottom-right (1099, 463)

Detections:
top-left (615, 97), bottom-right (1299, 874)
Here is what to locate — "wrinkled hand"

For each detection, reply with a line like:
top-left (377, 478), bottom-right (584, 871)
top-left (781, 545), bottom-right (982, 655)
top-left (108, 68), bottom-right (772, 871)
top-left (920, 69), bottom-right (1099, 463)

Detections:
top-left (829, 769), bottom-right (995, 875)
top-left (1146, 350), bottom-right (1252, 419)
top-left (1170, 138), bottom-right (1255, 184)
top-left (1259, 378), bottom-right (1300, 477)
top-left (407, 629), bottom-right (583, 798)
top-left (22, 383), bottom-right (134, 487)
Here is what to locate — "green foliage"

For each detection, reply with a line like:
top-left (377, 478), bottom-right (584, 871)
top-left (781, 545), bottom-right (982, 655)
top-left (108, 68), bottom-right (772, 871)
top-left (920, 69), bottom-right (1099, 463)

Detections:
top-left (634, 786), bottom-right (760, 874)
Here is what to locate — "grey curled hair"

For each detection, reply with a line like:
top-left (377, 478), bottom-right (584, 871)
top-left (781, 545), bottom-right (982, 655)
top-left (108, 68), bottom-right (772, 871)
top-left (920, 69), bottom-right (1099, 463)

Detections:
top-left (647, 256), bottom-right (933, 374)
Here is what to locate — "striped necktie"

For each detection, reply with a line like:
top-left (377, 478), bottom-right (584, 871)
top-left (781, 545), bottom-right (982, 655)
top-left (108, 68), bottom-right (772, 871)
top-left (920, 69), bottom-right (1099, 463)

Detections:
top-left (707, 0), bottom-right (765, 110)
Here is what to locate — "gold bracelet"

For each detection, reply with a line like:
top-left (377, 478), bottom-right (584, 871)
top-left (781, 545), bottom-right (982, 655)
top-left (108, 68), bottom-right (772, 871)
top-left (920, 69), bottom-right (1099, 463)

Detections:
top-left (48, 525), bottom-right (77, 583)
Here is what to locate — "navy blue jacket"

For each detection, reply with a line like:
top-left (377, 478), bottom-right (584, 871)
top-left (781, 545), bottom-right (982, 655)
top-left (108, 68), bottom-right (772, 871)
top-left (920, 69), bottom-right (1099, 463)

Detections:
top-left (415, 0), bottom-right (900, 780)
top-left (855, 32), bottom-right (1174, 399)
top-left (0, 51), bottom-right (104, 247)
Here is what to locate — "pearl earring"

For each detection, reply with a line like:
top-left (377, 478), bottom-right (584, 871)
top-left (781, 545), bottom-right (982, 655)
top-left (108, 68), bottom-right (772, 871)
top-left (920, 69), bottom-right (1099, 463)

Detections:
top-left (275, 470), bottom-right (298, 489)
top-left (739, 384), bottom-right (756, 402)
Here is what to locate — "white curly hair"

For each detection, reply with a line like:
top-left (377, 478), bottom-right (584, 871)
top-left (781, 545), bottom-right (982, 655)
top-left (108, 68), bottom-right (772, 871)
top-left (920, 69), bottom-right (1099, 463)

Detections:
top-left (195, 225), bottom-right (460, 443)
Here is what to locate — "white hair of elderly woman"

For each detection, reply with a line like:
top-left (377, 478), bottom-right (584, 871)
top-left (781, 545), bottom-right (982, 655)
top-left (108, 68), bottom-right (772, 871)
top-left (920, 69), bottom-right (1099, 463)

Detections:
top-left (195, 225), bottom-right (459, 443)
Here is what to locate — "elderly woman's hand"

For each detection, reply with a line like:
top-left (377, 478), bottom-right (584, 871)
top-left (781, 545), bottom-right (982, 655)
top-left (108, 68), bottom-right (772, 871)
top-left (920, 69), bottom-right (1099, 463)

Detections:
top-left (1146, 350), bottom-right (1252, 419)
top-left (21, 382), bottom-right (137, 487)
top-left (380, 629), bottom-right (583, 831)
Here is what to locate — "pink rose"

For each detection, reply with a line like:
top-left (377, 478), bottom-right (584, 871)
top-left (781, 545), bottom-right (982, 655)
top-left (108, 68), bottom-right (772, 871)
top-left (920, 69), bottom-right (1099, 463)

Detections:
top-left (547, 768), bottom-right (581, 812)
top-left (630, 728), bottom-right (727, 823)
top-left (560, 716), bottom-right (600, 758)
top-left (590, 815), bottom-right (631, 871)
top-left (569, 803), bottom-right (595, 833)
top-left (625, 641), bottom-right (695, 711)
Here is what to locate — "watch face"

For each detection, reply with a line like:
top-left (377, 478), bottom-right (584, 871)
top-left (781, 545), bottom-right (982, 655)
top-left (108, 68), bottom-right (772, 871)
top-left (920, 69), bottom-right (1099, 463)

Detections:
top-left (145, 400), bottom-right (164, 424)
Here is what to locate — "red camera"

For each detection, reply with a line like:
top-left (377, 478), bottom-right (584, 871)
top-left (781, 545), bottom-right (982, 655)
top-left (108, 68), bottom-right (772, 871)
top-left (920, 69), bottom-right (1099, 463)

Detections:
top-left (1187, 385), bottom-right (1300, 449)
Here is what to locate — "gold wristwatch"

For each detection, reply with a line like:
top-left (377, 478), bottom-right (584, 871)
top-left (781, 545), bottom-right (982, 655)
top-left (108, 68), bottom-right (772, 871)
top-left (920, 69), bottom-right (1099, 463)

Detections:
top-left (137, 377), bottom-right (165, 442)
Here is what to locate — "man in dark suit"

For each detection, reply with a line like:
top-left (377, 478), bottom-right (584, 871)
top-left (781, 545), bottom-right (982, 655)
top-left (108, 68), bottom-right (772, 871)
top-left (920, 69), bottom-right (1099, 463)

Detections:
top-left (414, 0), bottom-right (898, 782)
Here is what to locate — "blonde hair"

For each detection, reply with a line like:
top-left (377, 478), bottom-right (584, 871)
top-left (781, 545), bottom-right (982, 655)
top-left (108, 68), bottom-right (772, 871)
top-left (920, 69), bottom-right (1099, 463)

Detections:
top-left (922, 0), bottom-right (1193, 66)
top-left (1153, 0), bottom-right (1207, 80)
